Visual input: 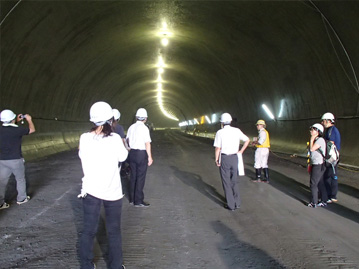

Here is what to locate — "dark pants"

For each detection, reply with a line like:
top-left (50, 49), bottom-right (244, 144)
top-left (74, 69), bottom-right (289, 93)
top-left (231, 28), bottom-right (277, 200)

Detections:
top-left (80, 195), bottom-right (123, 269)
top-left (324, 164), bottom-right (338, 199)
top-left (219, 154), bottom-right (240, 210)
top-left (128, 149), bottom-right (148, 205)
top-left (310, 164), bottom-right (327, 204)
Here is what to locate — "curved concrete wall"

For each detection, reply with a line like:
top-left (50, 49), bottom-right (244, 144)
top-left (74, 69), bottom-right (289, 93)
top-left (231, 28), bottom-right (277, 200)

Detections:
top-left (1, 1), bottom-right (358, 165)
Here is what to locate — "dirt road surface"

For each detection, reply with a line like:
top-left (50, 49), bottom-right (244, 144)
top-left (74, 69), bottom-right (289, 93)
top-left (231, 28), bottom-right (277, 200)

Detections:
top-left (1, 130), bottom-right (358, 268)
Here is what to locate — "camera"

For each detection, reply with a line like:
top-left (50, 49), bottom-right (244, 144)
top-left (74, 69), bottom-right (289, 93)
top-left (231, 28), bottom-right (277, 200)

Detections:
top-left (19, 114), bottom-right (26, 119)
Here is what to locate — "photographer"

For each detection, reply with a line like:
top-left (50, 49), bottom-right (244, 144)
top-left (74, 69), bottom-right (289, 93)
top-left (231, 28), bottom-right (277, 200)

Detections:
top-left (0, 109), bottom-right (35, 209)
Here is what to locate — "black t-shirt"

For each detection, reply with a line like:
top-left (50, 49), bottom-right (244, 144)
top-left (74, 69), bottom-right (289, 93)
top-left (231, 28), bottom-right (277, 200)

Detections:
top-left (113, 124), bottom-right (126, 139)
top-left (0, 125), bottom-right (29, 160)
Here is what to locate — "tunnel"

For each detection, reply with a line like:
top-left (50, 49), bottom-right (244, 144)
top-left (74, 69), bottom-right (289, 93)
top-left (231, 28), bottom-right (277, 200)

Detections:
top-left (1, 1), bottom-right (359, 166)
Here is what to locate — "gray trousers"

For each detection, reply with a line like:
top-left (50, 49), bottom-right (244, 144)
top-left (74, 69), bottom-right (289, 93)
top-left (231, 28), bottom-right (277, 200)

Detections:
top-left (0, 159), bottom-right (27, 204)
top-left (219, 154), bottom-right (240, 210)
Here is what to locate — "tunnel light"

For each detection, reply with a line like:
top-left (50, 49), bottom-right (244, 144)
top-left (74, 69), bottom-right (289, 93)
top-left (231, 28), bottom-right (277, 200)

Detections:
top-left (205, 115), bottom-right (212, 124)
top-left (156, 74), bottom-right (162, 82)
top-left (161, 38), bottom-right (169, 46)
top-left (278, 99), bottom-right (285, 118)
top-left (211, 113), bottom-right (217, 123)
top-left (262, 104), bottom-right (275, 120)
top-left (158, 68), bottom-right (164, 74)
top-left (193, 118), bottom-right (199, 124)
top-left (157, 56), bottom-right (165, 68)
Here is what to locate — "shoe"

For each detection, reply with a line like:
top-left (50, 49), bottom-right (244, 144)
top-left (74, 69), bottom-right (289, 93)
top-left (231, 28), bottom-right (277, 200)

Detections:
top-left (129, 201), bottom-right (133, 205)
top-left (261, 179), bottom-right (269, 183)
top-left (331, 198), bottom-right (338, 202)
top-left (307, 202), bottom-right (316, 208)
top-left (317, 202), bottom-right (327, 207)
top-left (122, 265), bottom-right (126, 269)
top-left (17, 196), bottom-right (30, 205)
top-left (235, 205), bottom-right (240, 209)
top-left (135, 202), bottom-right (150, 207)
top-left (326, 199), bottom-right (333, 204)
top-left (251, 179), bottom-right (261, 182)
top-left (224, 204), bottom-right (235, 211)
top-left (0, 202), bottom-right (10, 210)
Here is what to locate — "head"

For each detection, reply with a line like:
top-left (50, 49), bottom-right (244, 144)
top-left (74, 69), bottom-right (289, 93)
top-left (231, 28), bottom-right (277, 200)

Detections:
top-left (0, 109), bottom-right (16, 124)
top-left (89, 101), bottom-right (114, 136)
top-left (136, 108), bottom-right (148, 121)
top-left (310, 123), bottom-right (324, 137)
top-left (112, 109), bottom-right (121, 121)
top-left (321, 112), bottom-right (335, 128)
top-left (220, 113), bottom-right (232, 127)
top-left (256, 119), bottom-right (266, 130)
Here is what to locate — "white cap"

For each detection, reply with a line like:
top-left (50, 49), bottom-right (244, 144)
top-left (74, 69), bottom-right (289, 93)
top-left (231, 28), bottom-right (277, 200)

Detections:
top-left (220, 113), bottom-right (232, 123)
top-left (0, 109), bottom-right (16, 123)
top-left (89, 101), bottom-right (113, 126)
top-left (136, 108), bottom-right (148, 118)
top-left (112, 109), bottom-right (121, 120)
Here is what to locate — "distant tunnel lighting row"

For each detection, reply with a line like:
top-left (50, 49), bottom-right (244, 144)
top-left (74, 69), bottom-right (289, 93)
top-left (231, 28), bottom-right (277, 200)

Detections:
top-left (155, 20), bottom-right (179, 121)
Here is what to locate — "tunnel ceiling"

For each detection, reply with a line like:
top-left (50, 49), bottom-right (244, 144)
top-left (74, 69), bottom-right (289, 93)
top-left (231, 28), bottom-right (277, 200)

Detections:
top-left (1, 1), bottom-right (359, 128)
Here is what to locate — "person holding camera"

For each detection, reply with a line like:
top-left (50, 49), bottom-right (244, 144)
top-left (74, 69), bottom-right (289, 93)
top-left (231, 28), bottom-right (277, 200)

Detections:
top-left (0, 109), bottom-right (35, 209)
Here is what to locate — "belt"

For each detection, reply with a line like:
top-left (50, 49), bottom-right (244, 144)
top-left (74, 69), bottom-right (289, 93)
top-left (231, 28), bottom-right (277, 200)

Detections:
top-left (221, 153), bottom-right (237, 156)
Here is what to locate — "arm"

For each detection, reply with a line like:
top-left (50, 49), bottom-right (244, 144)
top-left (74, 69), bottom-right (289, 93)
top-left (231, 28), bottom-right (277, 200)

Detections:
top-left (25, 114), bottom-right (36, 134)
top-left (145, 142), bottom-right (153, 166)
top-left (239, 139), bottom-right (250, 154)
top-left (215, 147), bottom-right (221, 167)
top-left (309, 136), bottom-right (321, 152)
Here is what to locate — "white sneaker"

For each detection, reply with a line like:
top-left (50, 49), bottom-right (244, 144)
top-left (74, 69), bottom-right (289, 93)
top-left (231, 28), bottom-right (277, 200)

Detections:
top-left (17, 196), bottom-right (30, 205)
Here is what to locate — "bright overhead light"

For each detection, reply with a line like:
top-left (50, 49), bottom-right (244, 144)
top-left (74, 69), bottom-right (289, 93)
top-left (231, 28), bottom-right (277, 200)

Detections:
top-left (205, 115), bottom-right (211, 124)
top-left (262, 104), bottom-right (275, 120)
top-left (158, 68), bottom-right (164, 74)
top-left (278, 99), bottom-right (285, 118)
top-left (157, 56), bottom-right (165, 67)
top-left (161, 38), bottom-right (169, 46)
top-left (193, 118), bottom-right (199, 124)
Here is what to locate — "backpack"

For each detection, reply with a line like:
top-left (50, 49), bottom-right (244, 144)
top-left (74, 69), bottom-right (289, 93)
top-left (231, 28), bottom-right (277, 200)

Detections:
top-left (317, 139), bottom-right (340, 170)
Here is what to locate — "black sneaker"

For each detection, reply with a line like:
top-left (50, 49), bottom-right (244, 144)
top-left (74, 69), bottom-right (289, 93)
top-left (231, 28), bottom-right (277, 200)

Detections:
top-left (135, 202), bottom-right (150, 207)
top-left (0, 202), bottom-right (10, 210)
top-left (17, 196), bottom-right (30, 205)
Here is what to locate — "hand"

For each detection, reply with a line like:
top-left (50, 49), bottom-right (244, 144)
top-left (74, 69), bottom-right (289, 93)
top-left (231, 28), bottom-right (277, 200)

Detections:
top-left (148, 157), bottom-right (153, 166)
top-left (25, 114), bottom-right (32, 121)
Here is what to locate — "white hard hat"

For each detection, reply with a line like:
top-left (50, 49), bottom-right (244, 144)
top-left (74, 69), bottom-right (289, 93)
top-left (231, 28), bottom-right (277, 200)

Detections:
top-left (220, 113), bottom-right (232, 123)
top-left (136, 108), bottom-right (148, 118)
top-left (0, 109), bottom-right (16, 123)
top-left (89, 101), bottom-right (113, 125)
top-left (321, 112), bottom-right (335, 122)
top-left (112, 109), bottom-right (121, 120)
top-left (311, 123), bottom-right (324, 134)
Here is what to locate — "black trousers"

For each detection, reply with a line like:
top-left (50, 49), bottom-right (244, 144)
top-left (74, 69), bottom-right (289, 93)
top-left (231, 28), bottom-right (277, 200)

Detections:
top-left (310, 164), bottom-right (327, 204)
top-left (128, 149), bottom-right (148, 205)
top-left (323, 164), bottom-right (338, 199)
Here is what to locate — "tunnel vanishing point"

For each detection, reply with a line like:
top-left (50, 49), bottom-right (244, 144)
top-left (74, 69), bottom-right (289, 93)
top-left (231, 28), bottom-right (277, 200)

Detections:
top-left (1, 1), bottom-right (358, 166)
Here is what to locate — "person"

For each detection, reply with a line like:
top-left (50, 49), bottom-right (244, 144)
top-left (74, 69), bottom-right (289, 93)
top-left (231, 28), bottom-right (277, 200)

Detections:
top-left (307, 123), bottom-right (328, 208)
top-left (78, 101), bottom-right (128, 269)
top-left (112, 108), bottom-right (130, 151)
top-left (252, 119), bottom-right (270, 183)
top-left (126, 108), bottom-right (153, 207)
top-left (321, 112), bottom-right (341, 203)
top-left (0, 109), bottom-right (35, 209)
top-left (214, 113), bottom-right (250, 211)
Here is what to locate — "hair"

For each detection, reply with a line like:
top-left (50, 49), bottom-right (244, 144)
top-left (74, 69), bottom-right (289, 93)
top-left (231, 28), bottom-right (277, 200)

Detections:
top-left (90, 122), bottom-right (113, 137)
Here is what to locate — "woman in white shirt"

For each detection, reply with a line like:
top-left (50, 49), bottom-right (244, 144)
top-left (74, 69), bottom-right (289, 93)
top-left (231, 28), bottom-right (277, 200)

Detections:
top-left (78, 101), bottom-right (128, 269)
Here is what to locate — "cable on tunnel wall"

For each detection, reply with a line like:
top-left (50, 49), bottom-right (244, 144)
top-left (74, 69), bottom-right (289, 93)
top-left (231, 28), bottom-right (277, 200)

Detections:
top-left (308, 1), bottom-right (359, 108)
top-left (0, 0), bottom-right (22, 26)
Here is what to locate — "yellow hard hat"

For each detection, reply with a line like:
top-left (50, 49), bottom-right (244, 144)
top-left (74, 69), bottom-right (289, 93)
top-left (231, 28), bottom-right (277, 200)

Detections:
top-left (256, 119), bottom-right (266, 125)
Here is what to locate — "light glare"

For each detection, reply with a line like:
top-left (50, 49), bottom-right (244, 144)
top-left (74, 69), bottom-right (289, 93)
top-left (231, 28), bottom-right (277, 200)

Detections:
top-left (262, 104), bottom-right (275, 120)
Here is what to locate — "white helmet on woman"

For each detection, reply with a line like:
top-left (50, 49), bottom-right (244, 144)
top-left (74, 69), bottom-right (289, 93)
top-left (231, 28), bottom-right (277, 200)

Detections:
top-left (321, 112), bottom-right (335, 123)
top-left (220, 113), bottom-right (232, 124)
top-left (89, 101), bottom-right (113, 126)
top-left (112, 109), bottom-right (121, 120)
top-left (311, 123), bottom-right (324, 134)
top-left (0, 109), bottom-right (16, 123)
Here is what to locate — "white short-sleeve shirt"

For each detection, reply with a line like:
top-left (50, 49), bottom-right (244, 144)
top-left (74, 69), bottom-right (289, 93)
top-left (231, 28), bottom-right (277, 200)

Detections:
top-left (126, 121), bottom-right (152, 150)
top-left (79, 132), bottom-right (128, 201)
top-left (213, 125), bottom-right (249, 155)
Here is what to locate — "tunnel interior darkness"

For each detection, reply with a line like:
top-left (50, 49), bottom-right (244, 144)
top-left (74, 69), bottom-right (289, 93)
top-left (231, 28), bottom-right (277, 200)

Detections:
top-left (1, 1), bottom-right (359, 165)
